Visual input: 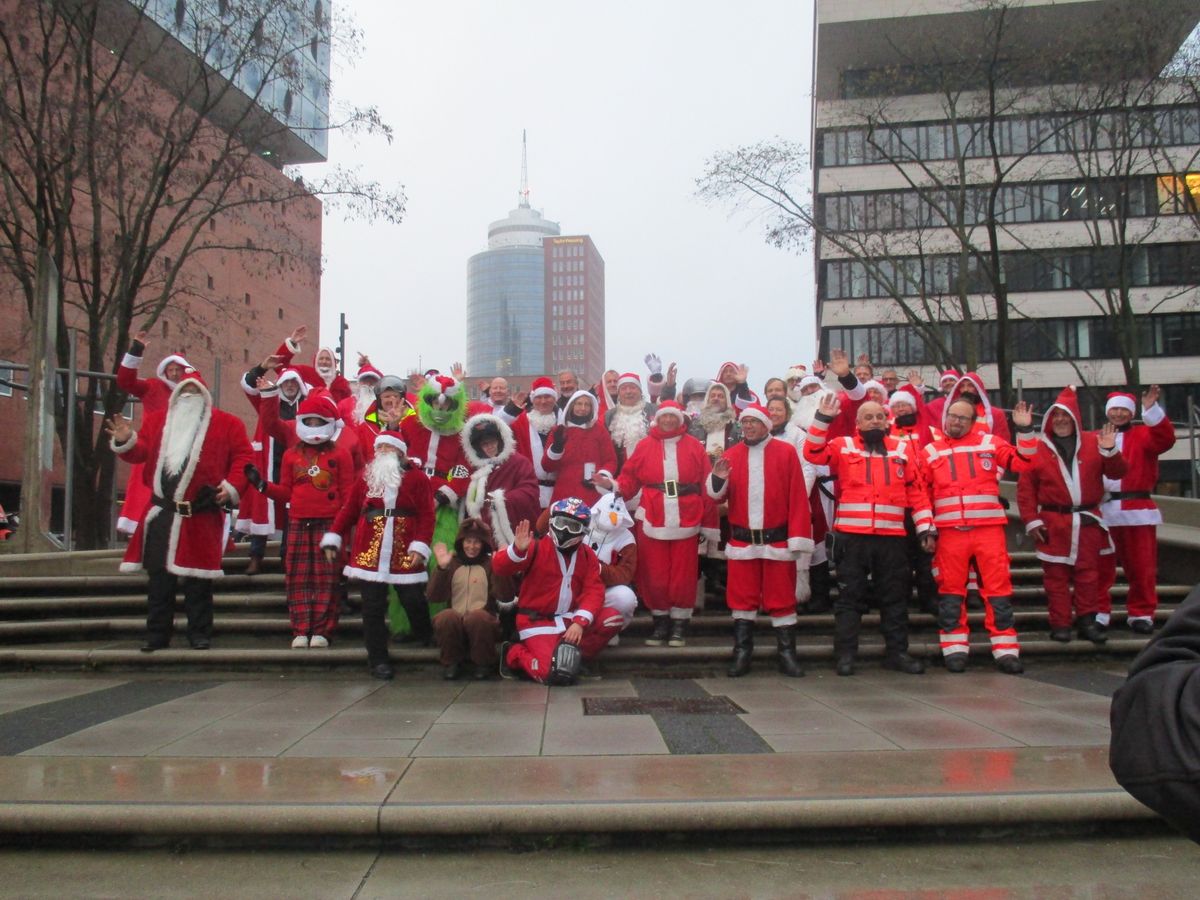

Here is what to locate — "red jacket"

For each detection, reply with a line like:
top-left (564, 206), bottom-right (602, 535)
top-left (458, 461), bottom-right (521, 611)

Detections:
top-left (511, 410), bottom-right (559, 508)
top-left (400, 415), bottom-right (471, 507)
top-left (707, 436), bottom-right (813, 560)
top-left (258, 389), bottom-right (363, 474)
top-left (325, 466), bottom-right (435, 584)
top-left (616, 426), bottom-right (711, 540)
top-left (115, 386), bottom-right (253, 578)
top-left (492, 536), bottom-right (605, 639)
top-left (1100, 403), bottom-right (1176, 527)
top-left (116, 349), bottom-right (189, 415)
top-left (1017, 386), bottom-right (1127, 565)
top-left (542, 390), bottom-right (617, 507)
top-left (923, 428), bottom-right (1038, 528)
top-left (265, 442), bottom-right (355, 520)
top-left (804, 413), bottom-right (932, 536)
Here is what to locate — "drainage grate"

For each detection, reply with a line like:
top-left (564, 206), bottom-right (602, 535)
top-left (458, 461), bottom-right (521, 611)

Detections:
top-left (583, 696), bottom-right (747, 716)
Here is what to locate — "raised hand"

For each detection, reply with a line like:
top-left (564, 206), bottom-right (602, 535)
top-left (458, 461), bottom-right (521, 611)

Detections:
top-left (907, 369), bottom-right (923, 387)
top-left (665, 362), bottom-right (677, 385)
top-left (592, 472), bottom-right (615, 492)
top-left (513, 519), bottom-right (532, 553)
top-left (1012, 401), bottom-right (1034, 428)
top-left (432, 542), bottom-right (452, 569)
top-left (712, 457), bottom-right (731, 480)
top-left (133, 330), bottom-right (148, 346)
top-left (1142, 384), bottom-right (1161, 410)
top-left (104, 413), bottom-right (132, 443)
top-left (856, 353), bottom-right (871, 367)
top-left (255, 375), bottom-right (276, 392)
top-left (818, 392), bottom-right (841, 418)
top-left (644, 353), bottom-right (663, 376)
top-left (812, 358), bottom-right (827, 376)
top-left (1099, 421), bottom-right (1118, 450)
top-left (829, 349), bottom-right (850, 378)
top-left (260, 354), bottom-right (286, 371)
top-left (735, 364), bottom-right (750, 384)
top-left (511, 389), bottom-right (529, 407)
top-left (289, 325), bottom-right (307, 345)
top-left (357, 352), bottom-right (371, 369)
top-left (450, 361), bottom-right (466, 382)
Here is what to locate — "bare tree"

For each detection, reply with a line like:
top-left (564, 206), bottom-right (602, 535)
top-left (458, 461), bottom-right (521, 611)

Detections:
top-left (0, 0), bottom-right (405, 548)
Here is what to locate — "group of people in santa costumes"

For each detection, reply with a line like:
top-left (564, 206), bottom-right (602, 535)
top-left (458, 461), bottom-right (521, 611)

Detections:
top-left (109, 328), bottom-right (1179, 682)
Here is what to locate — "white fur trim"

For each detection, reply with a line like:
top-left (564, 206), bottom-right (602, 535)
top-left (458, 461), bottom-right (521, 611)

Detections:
top-left (1025, 518), bottom-right (1045, 533)
top-left (461, 413), bottom-right (516, 468)
top-left (112, 432), bottom-right (138, 454)
top-left (746, 441), bottom-right (765, 529)
top-left (739, 407), bottom-right (772, 429)
top-left (844, 381), bottom-right (866, 402)
top-left (116, 516), bottom-right (139, 535)
top-left (640, 521), bottom-right (701, 540)
top-left (488, 489), bottom-right (516, 547)
top-left (1098, 444), bottom-right (1118, 458)
top-left (530, 385), bottom-right (557, 399)
top-left (320, 532), bottom-right (342, 550)
top-left (374, 433), bottom-right (407, 454)
top-left (725, 543), bottom-right (797, 562)
top-left (662, 436), bottom-right (681, 531)
top-left (285, 337), bottom-right (301, 354)
top-left (121, 352), bottom-right (142, 369)
top-left (501, 544), bottom-right (527, 564)
top-left (408, 541), bottom-right (431, 562)
top-left (1106, 395), bottom-right (1137, 414)
top-left (119, 561), bottom-right (142, 573)
top-left (258, 384), bottom-right (280, 398)
top-left (558, 389), bottom-right (598, 427)
top-left (546, 444), bottom-right (564, 461)
top-left (344, 567), bottom-right (429, 584)
top-left (707, 473), bottom-right (728, 500)
top-left (166, 564), bottom-right (224, 579)
top-left (240, 378), bottom-right (260, 398)
top-left (437, 484), bottom-right (459, 505)
top-left (787, 536), bottom-right (815, 555)
top-left (1141, 403), bottom-right (1166, 427)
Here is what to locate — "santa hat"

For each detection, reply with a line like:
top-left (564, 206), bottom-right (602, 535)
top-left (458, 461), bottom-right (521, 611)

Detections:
top-left (174, 367), bottom-right (207, 390)
top-left (939, 370), bottom-right (961, 385)
top-left (617, 372), bottom-right (641, 390)
top-left (888, 387), bottom-right (918, 412)
top-left (423, 369), bottom-right (440, 379)
top-left (1105, 392), bottom-right (1137, 415)
top-left (374, 433), bottom-right (407, 454)
top-left (276, 367), bottom-right (310, 397)
top-left (653, 401), bottom-right (686, 424)
top-left (356, 363), bottom-right (384, 382)
top-left (716, 361), bottom-right (740, 380)
top-left (739, 403), bottom-right (773, 428)
top-left (298, 391), bottom-right (339, 422)
top-left (799, 375), bottom-right (822, 391)
top-left (862, 379), bottom-right (888, 399)
top-left (155, 354), bottom-right (192, 385)
top-left (785, 364), bottom-right (808, 382)
top-left (530, 376), bottom-right (557, 399)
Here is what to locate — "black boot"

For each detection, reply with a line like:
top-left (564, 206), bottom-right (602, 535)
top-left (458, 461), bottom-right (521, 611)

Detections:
top-left (805, 561), bottom-right (832, 614)
top-left (882, 651), bottom-right (925, 674)
top-left (645, 615), bottom-right (671, 646)
top-left (1077, 613), bottom-right (1108, 645)
top-left (668, 618), bottom-right (688, 647)
top-left (727, 619), bottom-right (754, 677)
top-left (774, 626), bottom-right (805, 678)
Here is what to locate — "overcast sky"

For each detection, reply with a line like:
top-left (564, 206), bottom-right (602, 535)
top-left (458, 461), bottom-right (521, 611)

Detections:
top-left (313, 1), bottom-right (816, 392)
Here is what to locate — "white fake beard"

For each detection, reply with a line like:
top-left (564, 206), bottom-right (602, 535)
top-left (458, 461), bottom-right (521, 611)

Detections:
top-left (528, 409), bottom-right (557, 435)
top-left (791, 391), bottom-right (826, 432)
top-left (352, 384), bottom-right (375, 424)
top-left (316, 363), bottom-right (336, 385)
top-left (609, 402), bottom-right (648, 449)
top-left (696, 405), bottom-right (734, 434)
top-left (162, 393), bottom-right (206, 476)
top-left (365, 452), bottom-right (403, 498)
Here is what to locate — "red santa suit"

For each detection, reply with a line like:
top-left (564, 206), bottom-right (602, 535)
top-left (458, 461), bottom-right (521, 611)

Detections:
top-left (461, 414), bottom-right (542, 548)
top-left (114, 346), bottom-right (193, 534)
top-left (941, 373), bottom-right (1011, 443)
top-left (400, 406), bottom-right (471, 510)
top-left (617, 406), bottom-right (711, 620)
top-left (492, 534), bottom-right (624, 679)
top-left (276, 339), bottom-right (352, 403)
top-left (264, 395), bottom-right (356, 642)
top-left (235, 368), bottom-right (308, 539)
top-left (1017, 386), bottom-right (1127, 631)
top-left (114, 373), bottom-right (253, 578)
top-left (707, 407), bottom-right (814, 623)
top-left (543, 389), bottom-right (617, 507)
top-left (1098, 393), bottom-right (1176, 627)
top-left (923, 426), bottom-right (1039, 662)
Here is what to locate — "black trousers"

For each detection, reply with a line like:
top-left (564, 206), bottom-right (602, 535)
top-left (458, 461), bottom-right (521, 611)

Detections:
top-left (904, 514), bottom-right (936, 612)
top-left (146, 569), bottom-right (213, 646)
top-left (834, 532), bottom-right (911, 657)
top-left (361, 582), bottom-right (431, 665)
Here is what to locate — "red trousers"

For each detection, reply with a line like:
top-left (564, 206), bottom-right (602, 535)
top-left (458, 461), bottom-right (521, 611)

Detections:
top-left (636, 532), bottom-right (699, 614)
top-left (505, 607), bottom-right (625, 682)
top-left (1041, 524), bottom-right (1105, 630)
top-left (933, 525), bottom-right (1018, 658)
top-left (1098, 524), bottom-right (1158, 620)
top-left (726, 557), bottom-right (797, 620)
top-left (284, 518), bottom-right (341, 639)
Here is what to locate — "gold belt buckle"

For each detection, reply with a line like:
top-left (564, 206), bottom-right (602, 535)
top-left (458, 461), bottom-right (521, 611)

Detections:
top-left (664, 480), bottom-right (679, 498)
top-left (176, 501), bottom-right (192, 518)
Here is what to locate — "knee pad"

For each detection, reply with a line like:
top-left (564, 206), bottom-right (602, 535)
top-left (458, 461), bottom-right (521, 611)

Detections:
top-left (937, 594), bottom-right (965, 630)
top-left (549, 640), bottom-right (582, 686)
top-left (989, 595), bottom-right (1015, 631)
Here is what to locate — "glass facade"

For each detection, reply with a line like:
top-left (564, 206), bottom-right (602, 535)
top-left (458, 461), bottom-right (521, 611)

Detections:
top-left (466, 247), bottom-right (546, 377)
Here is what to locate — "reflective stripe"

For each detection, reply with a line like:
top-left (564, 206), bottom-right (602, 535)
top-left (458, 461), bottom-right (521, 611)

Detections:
top-left (912, 509), bottom-right (933, 523)
top-left (875, 504), bottom-right (904, 515)
top-left (838, 503), bottom-right (873, 512)
top-left (963, 508), bottom-right (1004, 519)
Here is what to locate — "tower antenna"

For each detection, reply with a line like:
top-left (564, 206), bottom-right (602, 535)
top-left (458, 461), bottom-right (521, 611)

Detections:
top-left (519, 129), bottom-right (530, 208)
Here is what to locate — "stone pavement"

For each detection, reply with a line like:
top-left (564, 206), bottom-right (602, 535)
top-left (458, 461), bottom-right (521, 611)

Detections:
top-left (0, 660), bottom-right (1163, 841)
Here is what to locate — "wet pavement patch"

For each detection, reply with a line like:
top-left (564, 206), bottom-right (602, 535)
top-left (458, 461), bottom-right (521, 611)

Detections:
top-left (584, 697), bottom-right (747, 716)
top-left (627, 677), bottom-right (773, 755)
top-left (0, 681), bottom-right (219, 756)
top-left (1023, 667), bottom-right (1126, 698)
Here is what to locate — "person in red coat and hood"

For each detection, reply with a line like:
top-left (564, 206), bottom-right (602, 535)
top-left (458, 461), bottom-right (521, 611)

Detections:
top-left (939, 373), bottom-right (1011, 443)
top-left (1017, 386), bottom-right (1126, 643)
top-left (543, 390), bottom-right (616, 507)
top-left (106, 369), bottom-right (253, 652)
top-left (1097, 386), bottom-right (1176, 634)
top-left (461, 412), bottom-right (541, 549)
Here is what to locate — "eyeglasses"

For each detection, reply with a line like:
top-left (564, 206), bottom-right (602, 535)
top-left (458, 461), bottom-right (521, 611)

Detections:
top-left (945, 413), bottom-right (975, 423)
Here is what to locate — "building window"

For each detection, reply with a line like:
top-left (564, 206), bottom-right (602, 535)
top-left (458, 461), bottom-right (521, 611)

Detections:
top-left (0, 360), bottom-right (13, 398)
top-left (206, 275), bottom-right (214, 290)
top-left (162, 320), bottom-right (169, 338)
top-left (278, 307), bottom-right (284, 320)
top-left (245, 292), bottom-right (251, 306)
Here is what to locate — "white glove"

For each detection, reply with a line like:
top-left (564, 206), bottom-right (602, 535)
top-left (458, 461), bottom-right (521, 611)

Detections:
top-left (795, 560), bottom-right (812, 604)
top-left (644, 353), bottom-right (662, 376)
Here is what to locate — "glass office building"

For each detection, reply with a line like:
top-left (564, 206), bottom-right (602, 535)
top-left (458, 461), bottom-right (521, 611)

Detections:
top-left (466, 204), bottom-right (561, 378)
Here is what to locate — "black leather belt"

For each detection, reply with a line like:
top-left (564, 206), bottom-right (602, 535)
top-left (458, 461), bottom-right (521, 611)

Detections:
top-left (1108, 491), bottom-right (1151, 500)
top-left (538, 478), bottom-right (557, 488)
top-left (516, 607), bottom-right (561, 622)
top-left (1039, 504), bottom-right (1097, 515)
top-left (647, 480), bottom-right (700, 497)
top-left (731, 524), bottom-right (788, 544)
top-left (151, 495), bottom-right (215, 518)
top-left (364, 507), bottom-right (414, 520)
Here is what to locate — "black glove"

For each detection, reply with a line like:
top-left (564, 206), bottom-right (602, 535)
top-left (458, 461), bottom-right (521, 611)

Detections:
top-left (128, 339), bottom-right (146, 357)
top-left (550, 425), bottom-right (567, 453)
top-left (244, 463), bottom-right (265, 492)
top-left (435, 490), bottom-right (451, 507)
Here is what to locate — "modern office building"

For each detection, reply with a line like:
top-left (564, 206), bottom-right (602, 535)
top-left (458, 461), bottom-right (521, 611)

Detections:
top-left (813, 0), bottom-right (1200, 490)
top-left (466, 201), bottom-right (561, 380)
top-left (544, 235), bottom-right (605, 384)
